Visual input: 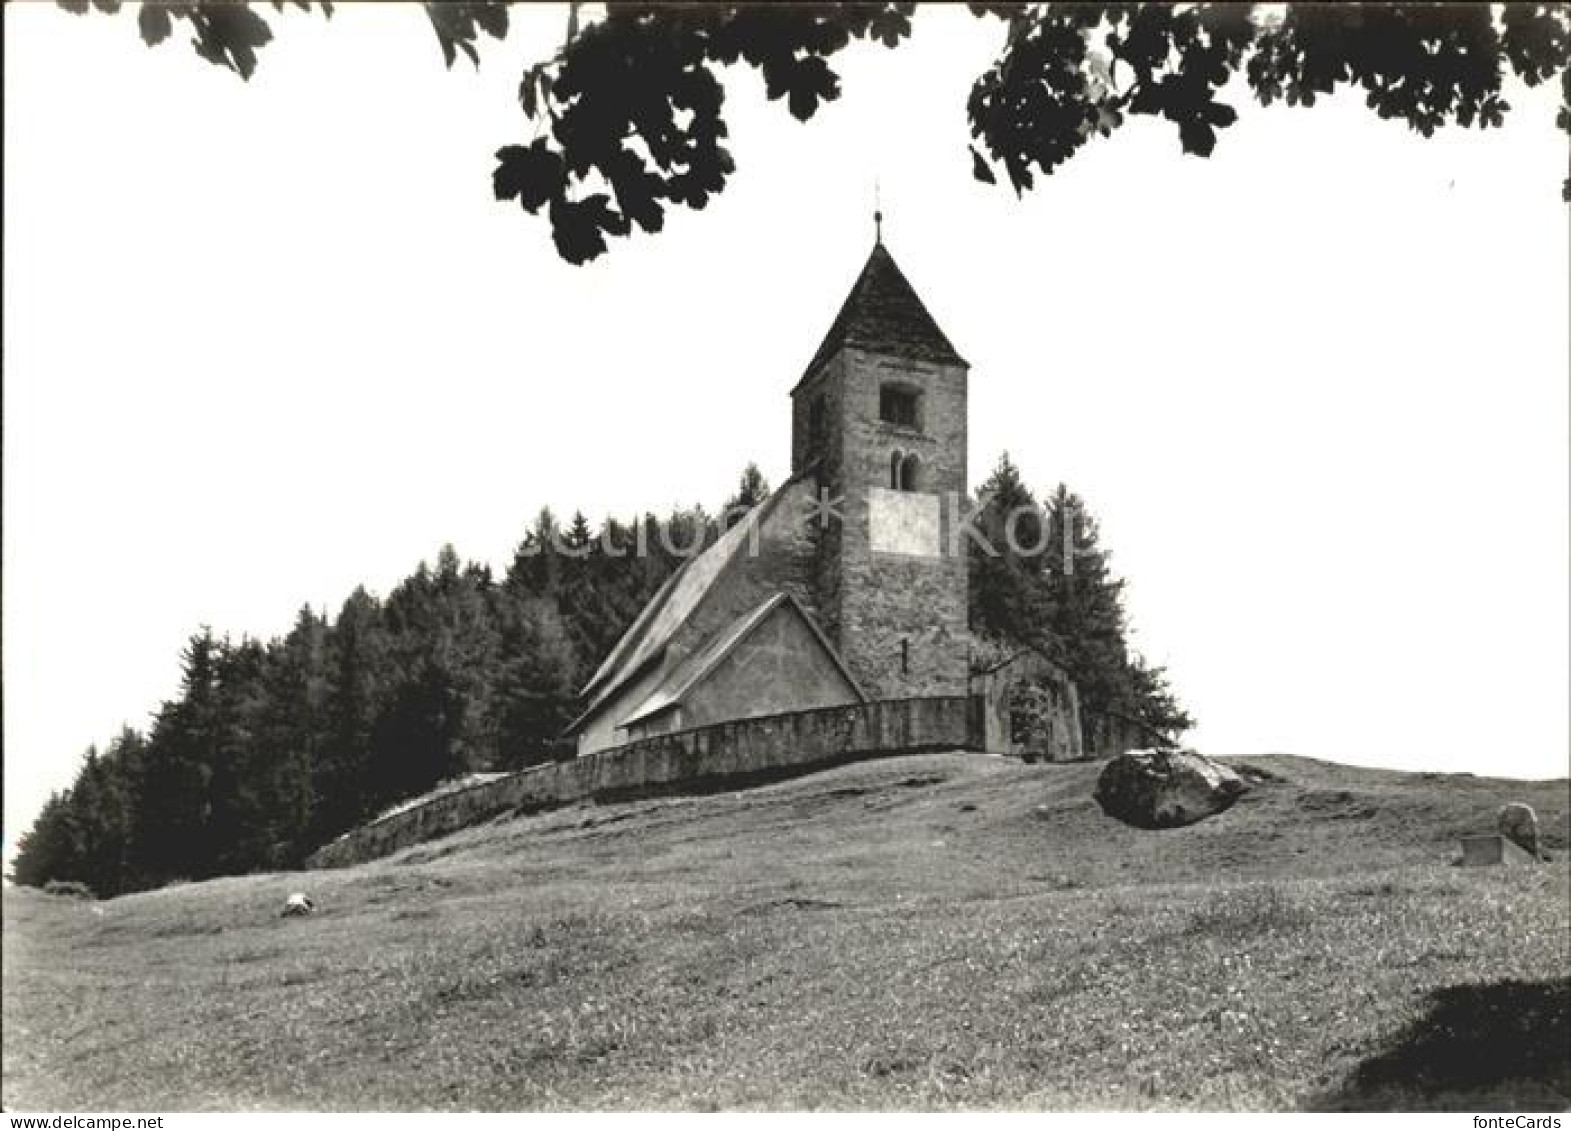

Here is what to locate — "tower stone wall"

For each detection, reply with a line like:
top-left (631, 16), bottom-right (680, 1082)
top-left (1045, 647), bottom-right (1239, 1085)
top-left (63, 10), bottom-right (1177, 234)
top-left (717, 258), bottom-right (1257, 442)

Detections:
top-left (791, 342), bottom-right (970, 700)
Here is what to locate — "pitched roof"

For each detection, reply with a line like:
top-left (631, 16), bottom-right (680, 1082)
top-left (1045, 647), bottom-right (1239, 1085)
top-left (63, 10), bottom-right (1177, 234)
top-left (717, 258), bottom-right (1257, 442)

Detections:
top-left (617, 592), bottom-right (864, 729)
top-left (798, 239), bottom-right (967, 386)
top-left (568, 478), bottom-right (801, 732)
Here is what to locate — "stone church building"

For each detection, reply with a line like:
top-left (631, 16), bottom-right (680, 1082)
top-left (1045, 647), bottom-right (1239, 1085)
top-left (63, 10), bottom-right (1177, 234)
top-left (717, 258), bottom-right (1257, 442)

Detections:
top-left (566, 232), bottom-right (1078, 760)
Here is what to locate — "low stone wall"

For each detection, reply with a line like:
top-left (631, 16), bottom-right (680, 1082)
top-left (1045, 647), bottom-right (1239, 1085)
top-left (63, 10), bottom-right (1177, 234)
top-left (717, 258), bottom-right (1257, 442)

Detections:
top-left (306, 695), bottom-right (977, 870)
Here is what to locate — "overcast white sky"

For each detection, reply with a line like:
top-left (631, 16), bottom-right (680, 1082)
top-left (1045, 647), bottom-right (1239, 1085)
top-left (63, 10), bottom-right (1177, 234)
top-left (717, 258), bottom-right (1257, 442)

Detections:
top-left (4, 3), bottom-right (1568, 856)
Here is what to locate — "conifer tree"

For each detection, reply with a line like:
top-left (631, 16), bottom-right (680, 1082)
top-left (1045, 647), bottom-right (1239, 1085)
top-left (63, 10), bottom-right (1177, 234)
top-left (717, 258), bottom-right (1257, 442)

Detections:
top-left (10, 791), bottom-right (75, 890)
top-left (723, 462), bottom-right (771, 529)
top-left (969, 453), bottom-right (1054, 652)
top-left (493, 591), bottom-right (577, 767)
top-left (1040, 484), bottom-right (1132, 725)
top-left (313, 587), bottom-right (387, 841)
top-left (133, 629), bottom-right (224, 883)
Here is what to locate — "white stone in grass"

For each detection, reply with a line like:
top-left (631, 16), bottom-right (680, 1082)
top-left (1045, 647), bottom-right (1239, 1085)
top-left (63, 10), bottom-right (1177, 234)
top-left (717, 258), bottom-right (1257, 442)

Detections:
top-left (1497, 803), bottom-right (1544, 860)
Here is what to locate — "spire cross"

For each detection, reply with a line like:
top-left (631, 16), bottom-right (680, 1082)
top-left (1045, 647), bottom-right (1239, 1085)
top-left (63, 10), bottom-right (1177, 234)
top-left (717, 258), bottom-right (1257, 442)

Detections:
top-left (874, 178), bottom-right (883, 243)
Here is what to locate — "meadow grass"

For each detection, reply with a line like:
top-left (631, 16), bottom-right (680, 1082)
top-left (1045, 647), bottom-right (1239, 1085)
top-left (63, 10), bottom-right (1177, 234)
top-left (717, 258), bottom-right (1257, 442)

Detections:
top-left (4, 751), bottom-right (1567, 1111)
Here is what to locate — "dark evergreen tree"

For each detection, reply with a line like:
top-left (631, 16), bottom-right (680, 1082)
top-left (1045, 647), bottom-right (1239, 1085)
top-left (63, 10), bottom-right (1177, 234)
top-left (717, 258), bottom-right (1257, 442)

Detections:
top-left (133, 629), bottom-right (224, 884)
top-left (508, 507), bottom-right (563, 599)
top-left (965, 460), bottom-right (1194, 746)
top-left (10, 790), bottom-right (76, 891)
top-left (368, 656), bottom-right (466, 807)
top-left (79, 729), bottom-right (144, 895)
top-left (1040, 484), bottom-right (1133, 726)
top-left (205, 636), bottom-right (271, 875)
top-left (493, 591), bottom-right (578, 767)
top-left (1120, 653), bottom-right (1195, 740)
top-left (968, 453), bottom-right (1054, 652)
top-left (722, 462), bottom-right (771, 529)
top-left (313, 587), bottom-right (387, 842)
top-left (255, 606), bottom-right (331, 866)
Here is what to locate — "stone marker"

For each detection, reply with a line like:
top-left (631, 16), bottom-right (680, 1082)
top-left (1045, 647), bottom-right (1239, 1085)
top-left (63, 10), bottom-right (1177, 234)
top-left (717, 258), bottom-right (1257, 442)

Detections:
top-left (1459, 834), bottom-right (1537, 868)
top-left (1496, 803), bottom-right (1543, 860)
top-left (1093, 747), bottom-right (1248, 830)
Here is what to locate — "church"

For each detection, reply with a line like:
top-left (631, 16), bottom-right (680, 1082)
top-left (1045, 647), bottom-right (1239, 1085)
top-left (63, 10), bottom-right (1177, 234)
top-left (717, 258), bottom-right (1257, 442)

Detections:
top-left (312, 227), bottom-right (1097, 868)
top-left (566, 226), bottom-right (981, 757)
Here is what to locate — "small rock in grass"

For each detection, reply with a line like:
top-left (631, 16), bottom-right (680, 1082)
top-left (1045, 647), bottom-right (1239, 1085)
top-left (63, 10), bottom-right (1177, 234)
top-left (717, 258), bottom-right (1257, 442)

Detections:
top-left (1497, 802), bottom-right (1546, 861)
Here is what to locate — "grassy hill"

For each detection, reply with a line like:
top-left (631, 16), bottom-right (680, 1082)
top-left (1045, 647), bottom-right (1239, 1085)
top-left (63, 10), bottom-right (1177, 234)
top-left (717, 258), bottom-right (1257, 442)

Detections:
top-left (4, 751), bottom-right (1568, 1112)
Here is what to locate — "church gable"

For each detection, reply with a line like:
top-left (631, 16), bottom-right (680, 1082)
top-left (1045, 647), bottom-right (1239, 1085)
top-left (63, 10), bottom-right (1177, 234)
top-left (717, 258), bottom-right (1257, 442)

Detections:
top-left (620, 592), bottom-right (863, 739)
top-left (578, 474), bottom-right (805, 710)
top-left (568, 472), bottom-right (824, 752)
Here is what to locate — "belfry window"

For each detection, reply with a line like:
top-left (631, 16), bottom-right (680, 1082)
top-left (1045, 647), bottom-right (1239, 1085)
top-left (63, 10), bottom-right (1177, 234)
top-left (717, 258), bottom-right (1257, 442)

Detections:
top-left (879, 384), bottom-right (921, 430)
top-left (889, 451), bottom-right (921, 491)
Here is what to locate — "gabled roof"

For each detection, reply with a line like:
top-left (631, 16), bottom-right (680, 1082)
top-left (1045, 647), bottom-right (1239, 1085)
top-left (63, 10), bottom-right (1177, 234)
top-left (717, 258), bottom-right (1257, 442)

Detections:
top-left (568, 478), bottom-right (801, 732)
top-left (797, 239), bottom-right (967, 387)
top-left (618, 592), bottom-right (864, 729)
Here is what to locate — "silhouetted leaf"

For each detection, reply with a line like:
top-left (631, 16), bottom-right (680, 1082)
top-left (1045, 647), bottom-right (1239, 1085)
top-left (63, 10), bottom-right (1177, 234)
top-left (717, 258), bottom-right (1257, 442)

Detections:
top-left (193, 5), bottom-right (274, 81)
top-left (519, 67), bottom-right (542, 118)
top-left (970, 145), bottom-right (996, 184)
top-left (425, 2), bottom-right (506, 71)
top-left (493, 142), bottom-right (563, 213)
top-left (549, 195), bottom-right (619, 265)
top-left (785, 56), bottom-right (840, 120)
top-left (1178, 118), bottom-right (1216, 157)
top-left (138, 3), bottom-right (173, 46)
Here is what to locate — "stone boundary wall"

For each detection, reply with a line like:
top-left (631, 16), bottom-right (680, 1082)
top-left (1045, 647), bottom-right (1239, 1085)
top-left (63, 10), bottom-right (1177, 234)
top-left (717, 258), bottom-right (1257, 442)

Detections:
top-left (306, 695), bottom-right (978, 870)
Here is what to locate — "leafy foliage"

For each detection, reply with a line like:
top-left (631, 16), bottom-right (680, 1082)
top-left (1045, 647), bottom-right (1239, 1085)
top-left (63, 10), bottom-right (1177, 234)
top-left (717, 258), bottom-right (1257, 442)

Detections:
top-left (498, 4), bottom-right (917, 262)
top-left (52, 2), bottom-right (1569, 257)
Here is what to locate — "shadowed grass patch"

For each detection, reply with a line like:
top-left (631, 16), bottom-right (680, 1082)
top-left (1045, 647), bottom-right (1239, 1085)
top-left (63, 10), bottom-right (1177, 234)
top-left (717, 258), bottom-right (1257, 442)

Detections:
top-left (1313, 977), bottom-right (1571, 1111)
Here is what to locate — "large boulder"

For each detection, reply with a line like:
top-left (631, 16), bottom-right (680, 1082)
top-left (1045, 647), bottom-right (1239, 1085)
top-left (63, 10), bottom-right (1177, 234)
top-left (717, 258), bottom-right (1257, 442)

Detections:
top-left (1094, 748), bottom-right (1248, 829)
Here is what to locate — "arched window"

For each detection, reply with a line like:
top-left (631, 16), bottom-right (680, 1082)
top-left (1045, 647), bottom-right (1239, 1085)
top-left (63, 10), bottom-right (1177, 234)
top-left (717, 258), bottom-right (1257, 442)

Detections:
top-left (889, 449), bottom-right (903, 490)
top-left (900, 453), bottom-right (921, 491)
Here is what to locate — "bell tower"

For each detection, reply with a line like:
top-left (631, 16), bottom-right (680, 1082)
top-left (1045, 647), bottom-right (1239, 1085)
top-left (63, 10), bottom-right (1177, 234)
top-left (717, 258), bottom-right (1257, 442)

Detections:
top-left (790, 231), bottom-right (970, 700)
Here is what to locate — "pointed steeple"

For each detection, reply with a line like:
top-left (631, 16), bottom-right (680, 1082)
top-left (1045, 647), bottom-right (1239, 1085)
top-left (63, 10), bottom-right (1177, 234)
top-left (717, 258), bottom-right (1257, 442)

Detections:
top-left (798, 239), bottom-right (967, 386)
